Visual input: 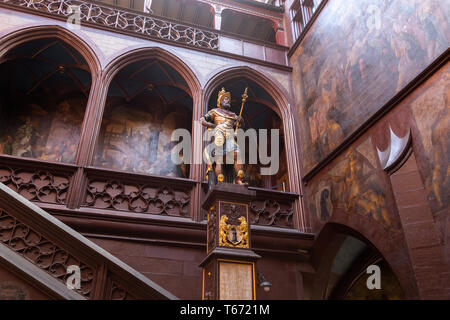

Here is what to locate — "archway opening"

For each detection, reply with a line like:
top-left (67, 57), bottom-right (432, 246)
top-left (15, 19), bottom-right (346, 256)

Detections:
top-left (94, 58), bottom-right (193, 178)
top-left (0, 38), bottom-right (92, 164)
top-left (206, 77), bottom-right (289, 190)
top-left (310, 224), bottom-right (406, 300)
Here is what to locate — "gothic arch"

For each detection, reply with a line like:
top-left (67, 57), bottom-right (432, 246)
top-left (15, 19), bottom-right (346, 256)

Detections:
top-left (0, 24), bottom-right (101, 165)
top-left (203, 65), bottom-right (305, 229)
top-left (203, 65), bottom-right (293, 116)
top-left (310, 221), bottom-right (419, 299)
top-left (103, 47), bottom-right (201, 97)
top-left (0, 25), bottom-right (102, 80)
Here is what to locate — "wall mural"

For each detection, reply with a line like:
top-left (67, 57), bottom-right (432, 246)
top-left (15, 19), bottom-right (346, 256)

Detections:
top-left (94, 103), bottom-right (190, 178)
top-left (0, 98), bottom-right (85, 164)
top-left (410, 63), bottom-right (449, 215)
top-left (307, 137), bottom-right (400, 232)
top-left (292, 0), bottom-right (450, 173)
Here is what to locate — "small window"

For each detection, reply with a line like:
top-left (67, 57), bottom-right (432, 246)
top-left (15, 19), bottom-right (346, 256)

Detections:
top-left (290, 0), bottom-right (321, 41)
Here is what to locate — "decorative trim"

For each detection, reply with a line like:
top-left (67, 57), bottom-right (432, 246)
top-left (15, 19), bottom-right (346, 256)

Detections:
top-left (0, 241), bottom-right (86, 300)
top-left (1, 0), bottom-right (219, 50)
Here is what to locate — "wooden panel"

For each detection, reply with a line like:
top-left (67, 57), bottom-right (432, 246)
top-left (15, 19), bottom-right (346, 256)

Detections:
top-left (218, 261), bottom-right (254, 300)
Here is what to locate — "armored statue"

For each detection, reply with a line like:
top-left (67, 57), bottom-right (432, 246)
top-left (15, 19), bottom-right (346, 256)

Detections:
top-left (200, 87), bottom-right (247, 188)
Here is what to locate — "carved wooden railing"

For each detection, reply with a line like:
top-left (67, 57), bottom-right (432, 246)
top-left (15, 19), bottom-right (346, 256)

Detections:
top-left (0, 154), bottom-right (297, 230)
top-left (248, 187), bottom-right (297, 229)
top-left (0, 0), bottom-right (290, 66)
top-left (0, 0), bottom-right (219, 50)
top-left (0, 181), bottom-right (178, 299)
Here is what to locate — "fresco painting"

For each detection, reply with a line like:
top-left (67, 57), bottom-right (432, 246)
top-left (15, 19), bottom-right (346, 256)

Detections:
top-left (308, 137), bottom-right (399, 231)
top-left (293, 0), bottom-right (450, 173)
top-left (0, 98), bottom-right (85, 164)
top-left (410, 63), bottom-right (449, 214)
top-left (94, 104), bottom-right (190, 178)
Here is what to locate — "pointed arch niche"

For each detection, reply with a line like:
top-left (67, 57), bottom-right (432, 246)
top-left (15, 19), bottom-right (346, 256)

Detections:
top-left (206, 77), bottom-right (289, 191)
top-left (93, 58), bottom-right (194, 178)
top-left (0, 36), bottom-right (93, 164)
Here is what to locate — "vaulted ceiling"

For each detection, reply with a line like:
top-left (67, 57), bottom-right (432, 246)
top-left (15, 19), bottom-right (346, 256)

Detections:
top-left (207, 78), bottom-right (280, 131)
top-left (107, 59), bottom-right (193, 112)
top-left (0, 38), bottom-right (91, 101)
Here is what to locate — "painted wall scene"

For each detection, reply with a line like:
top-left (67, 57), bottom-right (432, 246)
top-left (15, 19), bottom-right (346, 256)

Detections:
top-left (0, 38), bottom-right (91, 164)
top-left (93, 59), bottom-right (193, 178)
top-left (206, 78), bottom-right (289, 191)
top-left (306, 137), bottom-right (401, 232)
top-left (410, 62), bottom-right (449, 216)
top-left (292, 0), bottom-right (450, 174)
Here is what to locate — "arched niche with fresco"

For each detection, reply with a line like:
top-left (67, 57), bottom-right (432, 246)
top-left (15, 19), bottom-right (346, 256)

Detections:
top-left (93, 59), bottom-right (192, 178)
top-left (207, 78), bottom-right (289, 191)
top-left (0, 38), bottom-right (91, 163)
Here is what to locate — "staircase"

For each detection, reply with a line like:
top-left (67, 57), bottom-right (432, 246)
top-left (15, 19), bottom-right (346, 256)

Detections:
top-left (0, 182), bottom-right (178, 300)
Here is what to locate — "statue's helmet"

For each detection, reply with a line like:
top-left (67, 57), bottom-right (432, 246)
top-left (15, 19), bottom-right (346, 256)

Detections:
top-left (217, 87), bottom-right (231, 108)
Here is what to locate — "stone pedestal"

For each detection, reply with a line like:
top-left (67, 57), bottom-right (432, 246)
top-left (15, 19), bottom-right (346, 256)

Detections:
top-left (200, 183), bottom-right (260, 300)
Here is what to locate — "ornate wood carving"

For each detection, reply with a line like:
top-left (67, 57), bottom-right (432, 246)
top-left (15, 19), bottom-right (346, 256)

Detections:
top-left (0, 209), bottom-right (95, 298)
top-left (207, 205), bottom-right (216, 253)
top-left (250, 199), bottom-right (294, 228)
top-left (85, 179), bottom-right (190, 216)
top-left (0, 166), bottom-right (71, 205)
top-left (1, 0), bottom-right (219, 50)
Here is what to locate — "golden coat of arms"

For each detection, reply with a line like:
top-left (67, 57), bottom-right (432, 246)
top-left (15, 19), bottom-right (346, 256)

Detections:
top-left (218, 215), bottom-right (249, 248)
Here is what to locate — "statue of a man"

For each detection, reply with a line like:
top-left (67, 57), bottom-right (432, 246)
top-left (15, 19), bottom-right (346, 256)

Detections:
top-left (200, 88), bottom-right (246, 187)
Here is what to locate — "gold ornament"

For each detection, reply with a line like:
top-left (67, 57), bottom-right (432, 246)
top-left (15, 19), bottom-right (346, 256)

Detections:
top-left (214, 133), bottom-right (225, 146)
top-left (219, 215), bottom-right (230, 246)
top-left (218, 214), bottom-right (249, 248)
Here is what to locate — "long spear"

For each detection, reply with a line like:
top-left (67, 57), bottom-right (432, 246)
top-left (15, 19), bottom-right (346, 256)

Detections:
top-left (235, 87), bottom-right (248, 133)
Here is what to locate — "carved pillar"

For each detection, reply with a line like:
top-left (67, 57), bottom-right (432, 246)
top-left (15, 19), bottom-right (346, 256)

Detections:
top-left (282, 106), bottom-right (306, 231)
top-left (189, 89), bottom-right (206, 221)
top-left (200, 183), bottom-right (260, 300)
top-left (143, 0), bottom-right (153, 13)
top-left (67, 72), bottom-right (108, 209)
top-left (213, 5), bottom-right (224, 30)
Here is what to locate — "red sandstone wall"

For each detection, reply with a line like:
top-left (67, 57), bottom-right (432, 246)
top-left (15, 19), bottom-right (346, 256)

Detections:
top-left (0, 264), bottom-right (52, 300)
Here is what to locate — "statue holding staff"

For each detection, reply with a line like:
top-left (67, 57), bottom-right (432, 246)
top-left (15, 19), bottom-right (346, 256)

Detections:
top-left (200, 87), bottom-right (248, 189)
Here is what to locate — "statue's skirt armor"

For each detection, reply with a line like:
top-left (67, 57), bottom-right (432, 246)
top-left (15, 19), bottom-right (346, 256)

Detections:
top-left (204, 128), bottom-right (239, 162)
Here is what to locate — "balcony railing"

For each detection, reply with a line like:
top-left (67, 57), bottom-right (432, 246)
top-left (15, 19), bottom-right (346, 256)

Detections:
top-left (1, 0), bottom-right (219, 50)
top-left (0, 0), bottom-right (289, 66)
